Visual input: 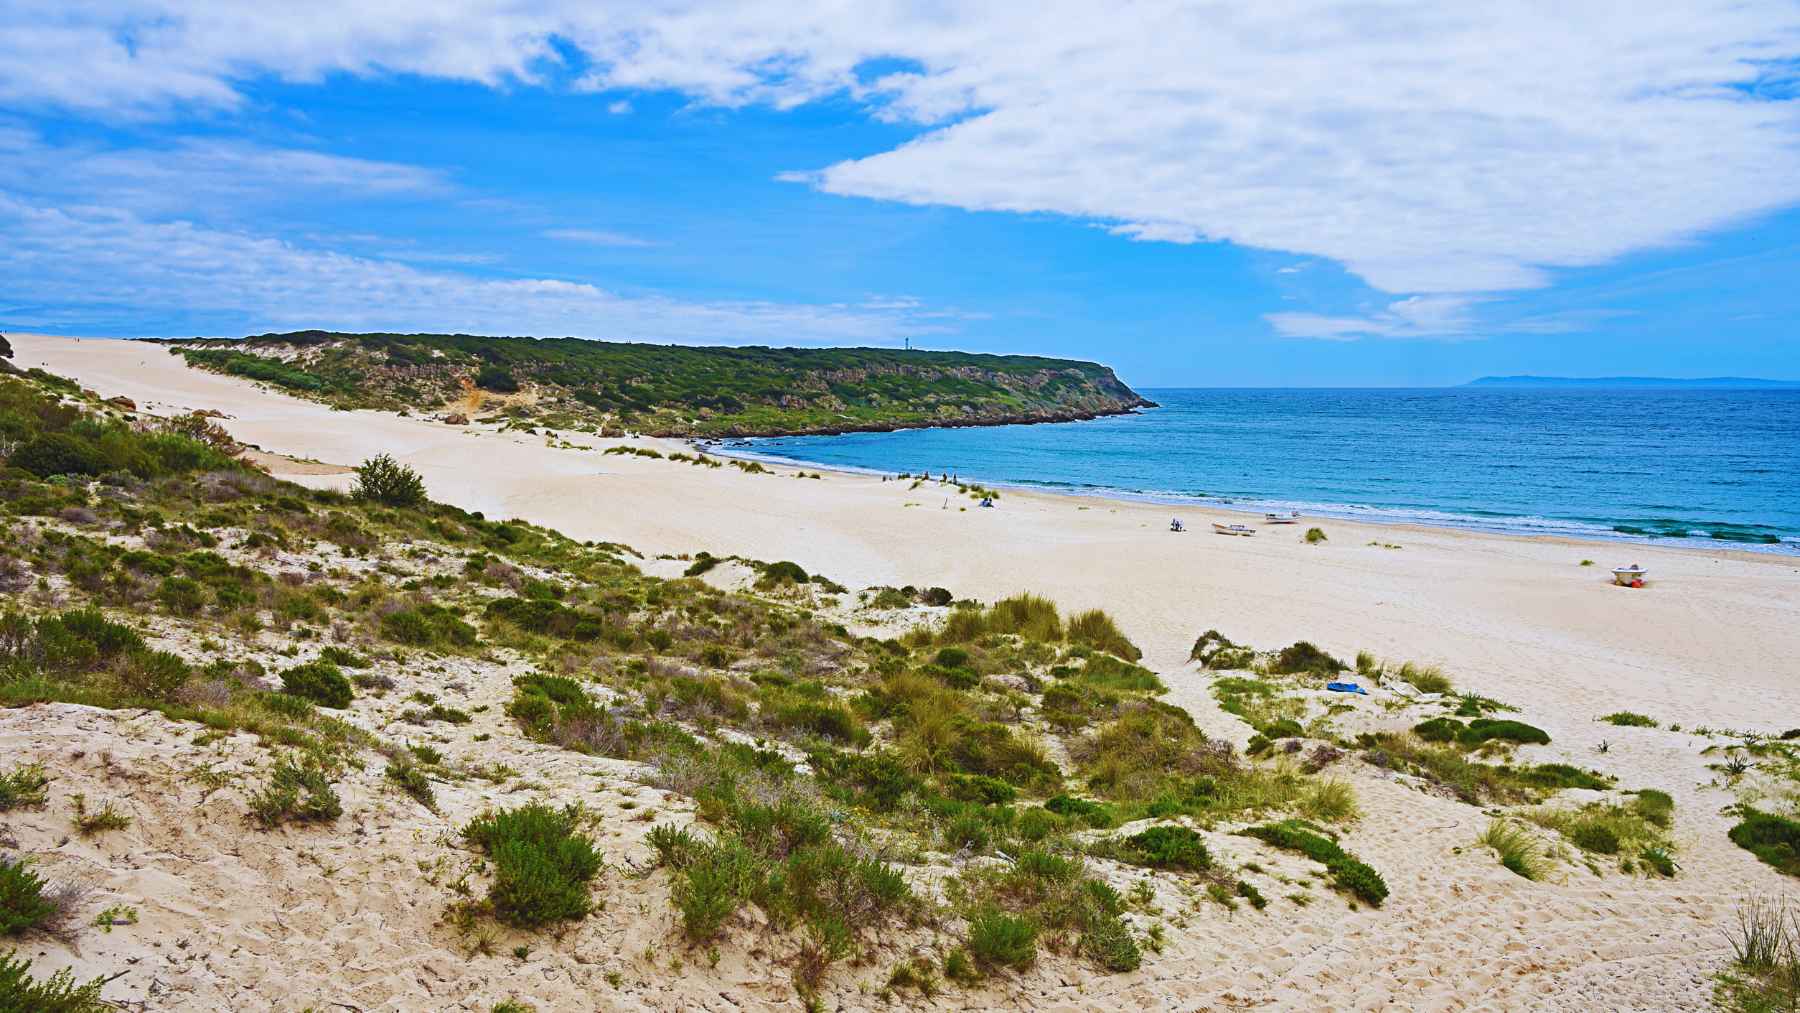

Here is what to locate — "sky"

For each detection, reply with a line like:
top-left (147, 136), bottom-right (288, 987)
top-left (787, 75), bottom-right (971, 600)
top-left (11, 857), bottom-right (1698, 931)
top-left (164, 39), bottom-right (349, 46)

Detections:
top-left (1, 3), bottom-right (1798, 387)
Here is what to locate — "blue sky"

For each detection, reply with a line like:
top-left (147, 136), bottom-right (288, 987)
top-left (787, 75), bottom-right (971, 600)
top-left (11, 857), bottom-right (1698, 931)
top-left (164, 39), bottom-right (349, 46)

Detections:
top-left (1, 4), bottom-right (1797, 386)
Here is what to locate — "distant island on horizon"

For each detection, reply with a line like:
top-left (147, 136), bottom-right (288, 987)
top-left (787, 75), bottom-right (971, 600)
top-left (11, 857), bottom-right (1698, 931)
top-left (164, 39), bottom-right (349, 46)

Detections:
top-left (1464, 375), bottom-right (1800, 389)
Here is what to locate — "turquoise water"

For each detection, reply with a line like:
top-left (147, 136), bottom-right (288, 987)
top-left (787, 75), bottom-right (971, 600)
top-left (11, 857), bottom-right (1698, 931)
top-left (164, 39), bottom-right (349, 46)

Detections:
top-left (724, 388), bottom-right (1800, 553)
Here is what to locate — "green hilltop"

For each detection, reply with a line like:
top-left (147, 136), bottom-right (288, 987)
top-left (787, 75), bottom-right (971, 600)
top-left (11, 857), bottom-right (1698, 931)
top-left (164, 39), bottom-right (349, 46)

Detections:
top-left (159, 331), bottom-right (1153, 437)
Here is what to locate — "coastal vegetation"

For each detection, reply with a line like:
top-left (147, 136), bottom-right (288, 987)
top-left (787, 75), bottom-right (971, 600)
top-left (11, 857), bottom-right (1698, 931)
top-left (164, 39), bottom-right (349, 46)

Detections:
top-left (0, 359), bottom-right (1783, 1009)
top-left (160, 331), bottom-right (1152, 437)
top-left (0, 364), bottom-right (1372, 1005)
top-left (1717, 895), bottom-right (1800, 1012)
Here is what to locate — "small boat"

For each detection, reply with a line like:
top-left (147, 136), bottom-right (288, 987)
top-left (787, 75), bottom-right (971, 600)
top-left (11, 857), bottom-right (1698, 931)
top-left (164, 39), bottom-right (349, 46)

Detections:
top-left (1612, 564), bottom-right (1648, 588)
top-left (1264, 511), bottom-right (1301, 524)
top-left (1213, 522), bottom-right (1256, 537)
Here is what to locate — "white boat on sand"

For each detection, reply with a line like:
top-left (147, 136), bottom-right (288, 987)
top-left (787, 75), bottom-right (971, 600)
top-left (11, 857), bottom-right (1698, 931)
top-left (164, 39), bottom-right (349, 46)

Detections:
top-left (1264, 511), bottom-right (1300, 524)
top-left (1612, 564), bottom-right (1648, 587)
top-left (1213, 522), bottom-right (1257, 537)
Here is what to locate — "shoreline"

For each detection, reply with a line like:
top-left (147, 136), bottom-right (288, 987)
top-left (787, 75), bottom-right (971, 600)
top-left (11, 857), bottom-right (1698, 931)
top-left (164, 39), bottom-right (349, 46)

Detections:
top-left (697, 436), bottom-right (1800, 562)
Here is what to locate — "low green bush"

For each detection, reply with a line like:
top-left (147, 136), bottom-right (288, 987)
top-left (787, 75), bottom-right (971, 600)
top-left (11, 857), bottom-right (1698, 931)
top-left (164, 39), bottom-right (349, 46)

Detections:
top-left (1120, 825), bottom-right (1211, 871)
top-left (0, 765), bottom-right (49, 812)
top-left (0, 950), bottom-right (109, 1012)
top-left (1413, 717), bottom-right (1464, 743)
top-left (1729, 810), bottom-right (1800, 877)
top-left (115, 649), bottom-right (191, 702)
top-left (385, 757), bottom-right (438, 812)
top-left (1269, 641), bottom-right (1343, 676)
top-left (984, 593), bottom-right (1062, 642)
top-left (1478, 819), bottom-right (1544, 880)
top-left (1566, 818), bottom-right (1621, 854)
top-left (279, 661), bottom-right (353, 709)
top-left (380, 605), bottom-right (478, 649)
top-left (1077, 654), bottom-right (1164, 693)
top-left (1242, 820), bottom-right (1387, 906)
top-left (967, 908), bottom-right (1037, 969)
top-left (1066, 609), bottom-right (1141, 661)
top-left (1044, 795), bottom-right (1115, 828)
top-left (463, 804), bottom-right (604, 928)
top-left (351, 454), bottom-right (427, 507)
top-left (248, 757), bottom-right (342, 828)
top-left (0, 856), bottom-right (55, 936)
top-left (1458, 719), bottom-right (1550, 747)
top-left (1601, 711), bottom-right (1658, 728)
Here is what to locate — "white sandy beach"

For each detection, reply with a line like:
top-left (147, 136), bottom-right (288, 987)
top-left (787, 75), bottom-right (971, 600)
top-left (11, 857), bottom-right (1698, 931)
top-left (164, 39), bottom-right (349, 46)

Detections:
top-left (10, 331), bottom-right (1800, 1010)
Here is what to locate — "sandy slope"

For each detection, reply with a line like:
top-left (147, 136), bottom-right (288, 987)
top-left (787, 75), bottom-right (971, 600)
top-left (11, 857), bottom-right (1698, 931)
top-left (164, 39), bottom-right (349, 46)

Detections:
top-left (10, 331), bottom-right (1800, 1010)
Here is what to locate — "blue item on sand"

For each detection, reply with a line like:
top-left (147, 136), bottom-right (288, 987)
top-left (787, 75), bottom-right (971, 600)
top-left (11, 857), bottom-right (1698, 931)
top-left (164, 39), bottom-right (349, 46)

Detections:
top-left (1325, 682), bottom-right (1367, 695)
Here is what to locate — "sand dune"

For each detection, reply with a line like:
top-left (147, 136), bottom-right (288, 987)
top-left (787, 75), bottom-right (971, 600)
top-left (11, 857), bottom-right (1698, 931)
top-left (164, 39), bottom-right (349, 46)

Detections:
top-left (11, 331), bottom-right (1800, 1010)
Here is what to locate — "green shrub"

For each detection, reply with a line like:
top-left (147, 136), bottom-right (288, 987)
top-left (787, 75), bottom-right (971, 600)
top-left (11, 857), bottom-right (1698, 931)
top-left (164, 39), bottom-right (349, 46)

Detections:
top-left (674, 840), bottom-right (755, 940)
top-left (475, 365), bottom-right (520, 393)
top-left (352, 454), bottom-right (427, 507)
top-left (1269, 641), bottom-right (1343, 676)
top-left (1077, 654), bottom-right (1164, 693)
top-left (1458, 719), bottom-right (1550, 747)
top-left (755, 560), bottom-right (809, 588)
top-left (0, 951), bottom-right (109, 1012)
top-left (1243, 820), bottom-right (1387, 906)
top-left (155, 576), bottom-right (207, 616)
top-left (385, 757), bottom-right (438, 812)
top-left (1478, 820), bottom-right (1544, 880)
top-left (1299, 779), bottom-right (1360, 823)
top-left (10, 434), bottom-right (107, 478)
top-left (116, 649), bottom-right (191, 702)
top-left (1638, 846), bottom-right (1677, 877)
top-left (463, 804), bottom-right (603, 928)
top-left (1121, 825), bottom-right (1211, 871)
top-left (1303, 527), bottom-right (1327, 544)
top-left (380, 606), bottom-right (477, 649)
top-left (646, 824), bottom-right (706, 869)
top-left (1413, 717), bottom-right (1464, 742)
top-left (1566, 819), bottom-right (1620, 854)
top-left (1513, 763), bottom-right (1612, 791)
top-left (1631, 789), bottom-right (1675, 829)
top-left (317, 646), bottom-right (369, 668)
top-left (968, 908), bottom-right (1037, 969)
top-left (0, 765), bottom-right (49, 812)
top-left (1189, 629), bottom-right (1254, 668)
top-left (985, 593), bottom-right (1062, 642)
top-left (942, 948), bottom-right (977, 984)
top-left (0, 856), bottom-right (54, 936)
top-left (248, 757), bottom-right (342, 828)
top-left (1729, 810), bottom-right (1800, 877)
top-left (1600, 711), bottom-right (1658, 728)
top-left (944, 773), bottom-right (1017, 805)
top-left (1044, 795), bottom-right (1115, 828)
top-left (279, 661), bottom-right (353, 709)
top-left (933, 646), bottom-right (971, 669)
top-left (1066, 609), bottom-right (1141, 661)
top-left (1013, 849), bottom-right (1081, 884)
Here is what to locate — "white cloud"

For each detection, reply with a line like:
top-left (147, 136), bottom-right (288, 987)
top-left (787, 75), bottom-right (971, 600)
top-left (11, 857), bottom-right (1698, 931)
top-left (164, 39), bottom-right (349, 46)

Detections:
top-left (0, 128), bottom-right (446, 216)
top-left (0, 195), bottom-right (951, 344)
top-left (1266, 295), bottom-right (1607, 341)
top-left (606, 99), bottom-right (632, 114)
top-left (541, 228), bottom-right (657, 247)
top-left (1, 2), bottom-right (1797, 324)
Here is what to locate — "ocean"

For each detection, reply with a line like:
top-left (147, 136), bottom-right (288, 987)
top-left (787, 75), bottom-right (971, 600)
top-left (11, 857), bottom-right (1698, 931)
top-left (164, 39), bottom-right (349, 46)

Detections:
top-left (723, 387), bottom-right (1800, 554)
